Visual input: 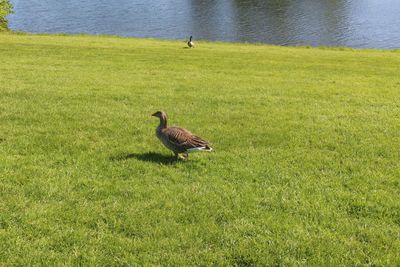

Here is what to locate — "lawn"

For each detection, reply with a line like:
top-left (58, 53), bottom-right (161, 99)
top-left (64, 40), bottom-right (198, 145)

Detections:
top-left (0, 33), bottom-right (399, 266)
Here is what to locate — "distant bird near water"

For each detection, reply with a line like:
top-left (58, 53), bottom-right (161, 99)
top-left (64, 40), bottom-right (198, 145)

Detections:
top-left (152, 111), bottom-right (212, 160)
top-left (187, 36), bottom-right (195, 48)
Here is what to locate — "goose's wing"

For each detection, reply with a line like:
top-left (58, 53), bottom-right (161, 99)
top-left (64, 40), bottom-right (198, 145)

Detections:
top-left (163, 127), bottom-right (210, 150)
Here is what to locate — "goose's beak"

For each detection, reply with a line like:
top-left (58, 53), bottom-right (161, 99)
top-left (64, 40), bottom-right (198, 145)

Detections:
top-left (151, 112), bottom-right (157, 117)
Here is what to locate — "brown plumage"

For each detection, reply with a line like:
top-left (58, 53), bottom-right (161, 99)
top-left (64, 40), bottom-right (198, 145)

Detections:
top-left (152, 111), bottom-right (212, 160)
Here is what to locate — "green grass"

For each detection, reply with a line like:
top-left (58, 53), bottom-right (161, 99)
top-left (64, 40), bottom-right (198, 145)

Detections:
top-left (1, 32), bottom-right (400, 266)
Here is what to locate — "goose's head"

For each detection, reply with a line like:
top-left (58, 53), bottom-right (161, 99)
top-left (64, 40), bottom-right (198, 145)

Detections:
top-left (152, 111), bottom-right (167, 119)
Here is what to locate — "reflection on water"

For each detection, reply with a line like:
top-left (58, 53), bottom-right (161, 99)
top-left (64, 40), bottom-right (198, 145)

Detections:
top-left (8, 0), bottom-right (400, 48)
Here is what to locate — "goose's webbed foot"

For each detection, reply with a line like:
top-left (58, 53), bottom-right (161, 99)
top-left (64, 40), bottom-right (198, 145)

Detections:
top-left (175, 152), bottom-right (188, 161)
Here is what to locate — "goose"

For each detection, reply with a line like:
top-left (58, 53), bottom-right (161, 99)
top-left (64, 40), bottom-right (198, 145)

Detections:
top-left (152, 111), bottom-right (212, 160)
top-left (187, 36), bottom-right (195, 48)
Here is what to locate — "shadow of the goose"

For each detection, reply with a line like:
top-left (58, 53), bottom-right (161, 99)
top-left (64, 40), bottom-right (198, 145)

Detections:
top-left (110, 152), bottom-right (177, 164)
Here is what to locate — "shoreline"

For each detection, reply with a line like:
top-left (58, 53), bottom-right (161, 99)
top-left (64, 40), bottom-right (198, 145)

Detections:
top-left (2, 31), bottom-right (399, 52)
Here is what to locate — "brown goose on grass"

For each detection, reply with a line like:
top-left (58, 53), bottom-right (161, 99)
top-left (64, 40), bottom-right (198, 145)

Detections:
top-left (152, 111), bottom-right (212, 160)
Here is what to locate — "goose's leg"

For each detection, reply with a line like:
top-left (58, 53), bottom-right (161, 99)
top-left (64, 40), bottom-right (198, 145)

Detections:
top-left (175, 152), bottom-right (186, 160)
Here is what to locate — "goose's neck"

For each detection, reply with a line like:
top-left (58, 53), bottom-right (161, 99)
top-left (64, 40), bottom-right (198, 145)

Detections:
top-left (159, 115), bottom-right (167, 129)
top-left (189, 36), bottom-right (192, 42)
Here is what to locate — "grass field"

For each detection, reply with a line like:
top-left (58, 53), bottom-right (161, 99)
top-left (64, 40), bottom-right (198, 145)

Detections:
top-left (1, 33), bottom-right (400, 266)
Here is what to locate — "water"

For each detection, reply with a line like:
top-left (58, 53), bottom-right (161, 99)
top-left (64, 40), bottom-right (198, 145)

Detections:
top-left (8, 0), bottom-right (400, 49)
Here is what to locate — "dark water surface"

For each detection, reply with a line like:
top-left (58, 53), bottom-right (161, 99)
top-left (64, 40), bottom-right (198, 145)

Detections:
top-left (8, 0), bottom-right (400, 49)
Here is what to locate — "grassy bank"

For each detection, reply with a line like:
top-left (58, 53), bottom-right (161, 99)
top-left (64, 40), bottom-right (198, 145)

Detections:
top-left (0, 33), bottom-right (399, 266)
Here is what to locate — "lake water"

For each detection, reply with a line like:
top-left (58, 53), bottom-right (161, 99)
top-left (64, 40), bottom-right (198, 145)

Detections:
top-left (8, 0), bottom-right (400, 49)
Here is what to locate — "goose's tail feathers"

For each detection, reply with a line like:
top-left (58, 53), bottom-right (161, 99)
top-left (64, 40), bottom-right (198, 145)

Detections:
top-left (187, 146), bottom-right (213, 153)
